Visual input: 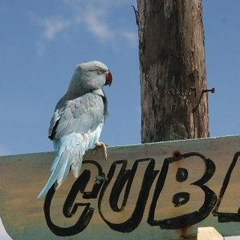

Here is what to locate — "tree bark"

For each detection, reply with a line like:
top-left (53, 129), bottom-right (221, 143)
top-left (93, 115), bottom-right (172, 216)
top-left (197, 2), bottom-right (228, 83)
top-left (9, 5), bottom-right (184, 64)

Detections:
top-left (137, 0), bottom-right (210, 143)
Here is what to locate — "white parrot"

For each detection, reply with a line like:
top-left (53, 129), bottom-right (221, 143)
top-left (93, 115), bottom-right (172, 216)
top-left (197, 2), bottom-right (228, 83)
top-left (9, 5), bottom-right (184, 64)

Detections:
top-left (38, 61), bottom-right (112, 198)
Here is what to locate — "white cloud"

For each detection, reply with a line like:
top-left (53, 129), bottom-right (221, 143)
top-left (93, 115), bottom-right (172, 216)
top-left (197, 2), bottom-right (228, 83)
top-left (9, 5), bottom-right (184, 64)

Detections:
top-left (30, 13), bottom-right (71, 41)
top-left (30, 0), bottom-right (138, 54)
top-left (43, 18), bottom-right (71, 40)
top-left (81, 8), bottom-right (115, 41)
top-left (61, 0), bottom-right (116, 41)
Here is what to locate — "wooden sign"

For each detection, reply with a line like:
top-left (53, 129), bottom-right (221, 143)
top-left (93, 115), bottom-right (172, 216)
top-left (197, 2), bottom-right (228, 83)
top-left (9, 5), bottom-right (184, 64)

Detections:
top-left (0, 136), bottom-right (240, 239)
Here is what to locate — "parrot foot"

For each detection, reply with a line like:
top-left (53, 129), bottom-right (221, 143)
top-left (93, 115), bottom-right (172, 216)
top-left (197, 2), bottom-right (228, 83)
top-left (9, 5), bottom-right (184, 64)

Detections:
top-left (93, 142), bottom-right (108, 161)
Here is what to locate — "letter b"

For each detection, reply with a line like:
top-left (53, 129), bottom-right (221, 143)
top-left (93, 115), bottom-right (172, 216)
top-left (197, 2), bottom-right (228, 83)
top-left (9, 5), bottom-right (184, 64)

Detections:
top-left (148, 152), bottom-right (217, 229)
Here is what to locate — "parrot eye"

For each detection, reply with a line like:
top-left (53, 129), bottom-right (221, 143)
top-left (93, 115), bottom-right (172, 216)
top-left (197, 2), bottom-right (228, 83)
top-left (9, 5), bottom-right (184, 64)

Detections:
top-left (98, 68), bottom-right (105, 74)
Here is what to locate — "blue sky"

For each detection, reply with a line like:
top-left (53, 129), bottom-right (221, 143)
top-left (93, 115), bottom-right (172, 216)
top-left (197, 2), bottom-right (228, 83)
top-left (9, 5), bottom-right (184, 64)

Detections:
top-left (0, 0), bottom-right (140, 155)
top-left (0, 0), bottom-right (240, 158)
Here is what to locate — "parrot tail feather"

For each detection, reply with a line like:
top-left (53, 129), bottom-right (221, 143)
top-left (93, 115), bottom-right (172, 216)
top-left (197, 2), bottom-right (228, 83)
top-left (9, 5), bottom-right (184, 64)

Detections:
top-left (71, 157), bottom-right (82, 178)
top-left (37, 150), bottom-right (71, 198)
top-left (37, 133), bottom-right (88, 199)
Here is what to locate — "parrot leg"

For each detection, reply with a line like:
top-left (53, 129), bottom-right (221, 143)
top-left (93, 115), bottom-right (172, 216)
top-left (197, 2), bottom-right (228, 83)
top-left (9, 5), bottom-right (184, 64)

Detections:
top-left (93, 142), bottom-right (108, 161)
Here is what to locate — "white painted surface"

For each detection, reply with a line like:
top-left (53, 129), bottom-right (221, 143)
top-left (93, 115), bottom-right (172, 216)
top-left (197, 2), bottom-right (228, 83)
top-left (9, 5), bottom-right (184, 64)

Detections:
top-left (198, 227), bottom-right (223, 240)
top-left (0, 218), bottom-right (12, 240)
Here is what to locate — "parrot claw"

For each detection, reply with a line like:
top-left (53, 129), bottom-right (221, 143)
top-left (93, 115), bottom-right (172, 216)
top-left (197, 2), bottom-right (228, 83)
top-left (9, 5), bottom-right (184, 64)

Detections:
top-left (93, 142), bottom-right (108, 161)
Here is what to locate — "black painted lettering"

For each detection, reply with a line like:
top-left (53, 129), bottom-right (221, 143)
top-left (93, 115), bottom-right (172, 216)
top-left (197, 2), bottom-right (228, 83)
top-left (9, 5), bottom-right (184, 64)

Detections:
top-left (148, 152), bottom-right (217, 229)
top-left (44, 160), bottom-right (105, 236)
top-left (98, 158), bottom-right (158, 232)
top-left (213, 152), bottom-right (240, 222)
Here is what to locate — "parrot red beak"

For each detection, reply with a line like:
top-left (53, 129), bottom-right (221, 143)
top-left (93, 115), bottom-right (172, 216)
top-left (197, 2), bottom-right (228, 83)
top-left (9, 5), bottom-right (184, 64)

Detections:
top-left (105, 71), bottom-right (113, 86)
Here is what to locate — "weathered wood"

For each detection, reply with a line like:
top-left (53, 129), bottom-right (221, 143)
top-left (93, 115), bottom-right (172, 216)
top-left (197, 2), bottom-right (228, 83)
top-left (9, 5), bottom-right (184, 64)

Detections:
top-left (0, 136), bottom-right (240, 239)
top-left (137, 0), bottom-right (209, 142)
top-left (197, 227), bottom-right (223, 240)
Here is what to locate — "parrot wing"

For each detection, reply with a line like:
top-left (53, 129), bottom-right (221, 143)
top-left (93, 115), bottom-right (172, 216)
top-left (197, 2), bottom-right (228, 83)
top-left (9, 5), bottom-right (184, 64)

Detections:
top-left (38, 91), bottom-right (106, 198)
top-left (49, 91), bottom-right (106, 141)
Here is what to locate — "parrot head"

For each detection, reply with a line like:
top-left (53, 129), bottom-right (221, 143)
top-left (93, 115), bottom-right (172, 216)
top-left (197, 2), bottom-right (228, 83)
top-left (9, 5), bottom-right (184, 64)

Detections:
top-left (68, 61), bottom-right (113, 95)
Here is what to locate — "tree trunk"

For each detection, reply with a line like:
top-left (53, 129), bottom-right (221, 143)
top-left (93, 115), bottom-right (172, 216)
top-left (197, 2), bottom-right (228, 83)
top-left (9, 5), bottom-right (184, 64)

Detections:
top-left (137, 0), bottom-right (210, 143)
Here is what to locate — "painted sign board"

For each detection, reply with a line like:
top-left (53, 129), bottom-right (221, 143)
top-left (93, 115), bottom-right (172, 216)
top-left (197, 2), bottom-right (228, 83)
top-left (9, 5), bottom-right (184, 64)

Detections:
top-left (0, 136), bottom-right (240, 240)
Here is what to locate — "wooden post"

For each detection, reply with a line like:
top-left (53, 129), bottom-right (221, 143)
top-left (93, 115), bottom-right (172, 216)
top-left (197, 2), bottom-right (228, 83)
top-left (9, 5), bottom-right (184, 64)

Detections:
top-left (137, 0), bottom-right (210, 143)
